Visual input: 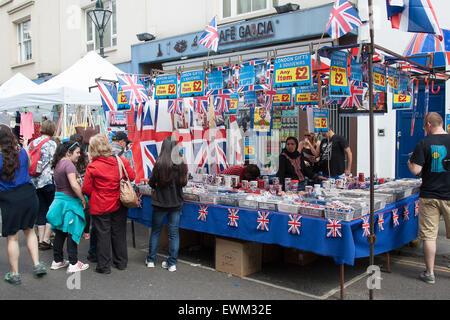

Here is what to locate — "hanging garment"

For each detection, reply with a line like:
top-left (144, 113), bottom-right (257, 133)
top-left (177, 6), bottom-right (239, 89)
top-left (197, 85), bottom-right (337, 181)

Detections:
top-left (20, 112), bottom-right (34, 139)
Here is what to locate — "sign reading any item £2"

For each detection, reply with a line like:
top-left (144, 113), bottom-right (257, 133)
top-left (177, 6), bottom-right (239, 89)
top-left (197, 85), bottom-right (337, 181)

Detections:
top-left (154, 74), bottom-right (178, 99)
top-left (180, 70), bottom-right (205, 98)
top-left (273, 53), bottom-right (312, 88)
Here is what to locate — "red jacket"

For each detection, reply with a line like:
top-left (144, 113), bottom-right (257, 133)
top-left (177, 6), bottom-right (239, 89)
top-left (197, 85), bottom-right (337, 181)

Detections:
top-left (82, 156), bottom-right (136, 215)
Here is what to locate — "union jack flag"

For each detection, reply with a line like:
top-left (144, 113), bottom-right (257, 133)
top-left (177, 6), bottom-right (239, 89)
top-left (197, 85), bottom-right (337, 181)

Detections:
top-left (210, 125), bottom-right (229, 173)
top-left (341, 81), bottom-right (365, 109)
top-left (168, 98), bottom-right (183, 115)
top-left (378, 213), bottom-right (385, 231)
top-left (288, 214), bottom-right (302, 235)
top-left (198, 205), bottom-right (208, 222)
top-left (214, 95), bottom-right (230, 114)
top-left (361, 216), bottom-right (370, 237)
top-left (199, 16), bottom-right (219, 52)
top-left (193, 97), bottom-right (209, 114)
top-left (386, 0), bottom-right (443, 40)
top-left (227, 208), bottom-right (239, 227)
top-left (414, 200), bottom-right (419, 217)
top-left (257, 211), bottom-right (270, 232)
top-left (326, 219), bottom-right (342, 238)
top-left (206, 65), bottom-right (236, 96)
top-left (403, 205), bottom-right (410, 221)
top-left (392, 208), bottom-right (400, 227)
top-left (192, 126), bottom-right (209, 173)
top-left (97, 81), bottom-right (117, 112)
top-left (326, 0), bottom-right (363, 40)
top-left (116, 73), bottom-right (149, 106)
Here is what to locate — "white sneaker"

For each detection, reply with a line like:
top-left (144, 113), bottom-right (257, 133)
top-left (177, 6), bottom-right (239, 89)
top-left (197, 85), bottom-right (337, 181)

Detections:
top-left (161, 261), bottom-right (176, 272)
top-left (145, 260), bottom-right (155, 268)
top-left (168, 265), bottom-right (177, 272)
top-left (50, 260), bottom-right (70, 270)
top-left (67, 261), bottom-right (89, 273)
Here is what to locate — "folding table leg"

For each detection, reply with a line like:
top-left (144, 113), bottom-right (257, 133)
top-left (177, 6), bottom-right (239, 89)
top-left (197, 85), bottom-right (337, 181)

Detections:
top-left (131, 220), bottom-right (136, 248)
top-left (340, 265), bottom-right (345, 300)
top-left (380, 251), bottom-right (391, 273)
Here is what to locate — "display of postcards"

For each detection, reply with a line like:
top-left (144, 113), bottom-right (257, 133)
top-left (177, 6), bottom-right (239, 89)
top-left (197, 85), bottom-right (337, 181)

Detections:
top-left (223, 68), bottom-right (234, 89)
top-left (258, 201), bottom-right (278, 211)
top-left (219, 195), bottom-right (238, 207)
top-left (184, 193), bottom-right (200, 202)
top-left (277, 203), bottom-right (300, 214)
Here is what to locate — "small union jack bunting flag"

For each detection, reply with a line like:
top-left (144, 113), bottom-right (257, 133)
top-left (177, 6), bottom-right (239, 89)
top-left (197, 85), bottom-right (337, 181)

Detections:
top-left (403, 205), bottom-right (410, 221)
top-left (198, 205), bottom-right (208, 222)
top-left (227, 208), bottom-right (239, 228)
top-left (256, 211), bottom-right (270, 232)
top-left (326, 219), bottom-right (342, 238)
top-left (361, 216), bottom-right (370, 237)
top-left (377, 213), bottom-right (385, 231)
top-left (288, 214), bottom-right (302, 235)
top-left (414, 200), bottom-right (419, 217)
top-left (392, 208), bottom-right (400, 227)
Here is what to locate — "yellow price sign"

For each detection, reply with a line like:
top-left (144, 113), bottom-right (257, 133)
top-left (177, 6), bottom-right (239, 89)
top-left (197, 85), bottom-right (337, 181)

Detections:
top-left (314, 117), bottom-right (328, 129)
top-left (374, 72), bottom-right (386, 88)
top-left (180, 80), bottom-right (203, 95)
top-left (155, 83), bottom-right (177, 97)
top-left (245, 145), bottom-right (255, 156)
top-left (393, 94), bottom-right (411, 104)
top-left (274, 94), bottom-right (291, 104)
top-left (330, 66), bottom-right (348, 87)
top-left (275, 66), bottom-right (310, 83)
top-left (389, 76), bottom-right (399, 91)
top-left (118, 91), bottom-right (128, 104)
top-left (296, 92), bottom-right (319, 103)
top-left (228, 98), bottom-right (238, 111)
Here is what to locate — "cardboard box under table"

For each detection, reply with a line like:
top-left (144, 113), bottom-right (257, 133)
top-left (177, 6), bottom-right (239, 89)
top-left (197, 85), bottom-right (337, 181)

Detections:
top-left (215, 237), bottom-right (262, 277)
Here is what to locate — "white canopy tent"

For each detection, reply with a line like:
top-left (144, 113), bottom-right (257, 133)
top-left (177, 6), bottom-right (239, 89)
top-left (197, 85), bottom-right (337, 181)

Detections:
top-left (0, 72), bottom-right (38, 97)
top-left (0, 51), bottom-right (124, 110)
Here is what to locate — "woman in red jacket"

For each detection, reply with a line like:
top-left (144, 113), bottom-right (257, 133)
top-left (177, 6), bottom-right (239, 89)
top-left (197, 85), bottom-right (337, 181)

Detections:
top-left (82, 134), bottom-right (135, 274)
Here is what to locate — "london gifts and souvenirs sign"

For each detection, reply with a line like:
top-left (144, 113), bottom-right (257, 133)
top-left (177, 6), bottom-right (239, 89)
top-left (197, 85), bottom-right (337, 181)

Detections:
top-left (180, 70), bottom-right (205, 97)
top-left (273, 54), bottom-right (312, 88)
top-left (329, 51), bottom-right (350, 98)
top-left (155, 74), bottom-right (178, 99)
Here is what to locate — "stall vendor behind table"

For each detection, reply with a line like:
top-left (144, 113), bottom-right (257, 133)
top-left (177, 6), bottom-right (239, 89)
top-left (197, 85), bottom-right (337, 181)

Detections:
top-left (277, 136), bottom-right (322, 190)
top-left (318, 126), bottom-right (352, 177)
top-left (220, 164), bottom-right (260, 182)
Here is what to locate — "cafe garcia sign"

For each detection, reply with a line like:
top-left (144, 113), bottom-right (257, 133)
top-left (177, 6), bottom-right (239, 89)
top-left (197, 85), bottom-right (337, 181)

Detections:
top-left (219, 19), bottom-right (276, 45)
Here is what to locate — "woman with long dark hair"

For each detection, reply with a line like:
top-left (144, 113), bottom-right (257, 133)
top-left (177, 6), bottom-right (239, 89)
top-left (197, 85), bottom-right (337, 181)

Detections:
top-left (277, 136), bottom-right (323, 191)
top-left (145, 137), bottom-right (188, 272)
top-left (0, 125), bottom-right (47, 285)
top-left (46, 140), bottom-right (89, 273)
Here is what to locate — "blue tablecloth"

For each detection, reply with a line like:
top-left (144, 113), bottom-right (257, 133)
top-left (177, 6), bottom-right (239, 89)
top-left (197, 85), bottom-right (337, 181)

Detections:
top-left (128, 194), bottom-right (419, 266)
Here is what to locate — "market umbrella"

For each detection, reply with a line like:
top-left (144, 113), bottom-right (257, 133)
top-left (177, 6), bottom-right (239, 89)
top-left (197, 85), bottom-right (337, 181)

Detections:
top-left (403, 28), bottom-right (450, 67)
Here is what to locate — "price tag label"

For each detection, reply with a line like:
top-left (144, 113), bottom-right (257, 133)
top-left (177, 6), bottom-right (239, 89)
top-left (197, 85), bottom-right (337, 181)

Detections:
top-left (312, 108), bottom-right (329, 133)
top-left (392, 93), bottom-right (412, 110)
top-left (155, 83), bottom-right (177, 97)
top-left (180, 80), bottom-right (204, 95)
top-left (373, 64), bottom-right (387, 91)
top-left (295, 85), bottom-right (319, 105)
top-left (274, 93), bottom-right (291, 104)
top-left (275, 66), bottom-right (310, 84)
top-left (330, 66), bottom-right (348, 87)
top-left (374, 73), bottom-right (386, 88)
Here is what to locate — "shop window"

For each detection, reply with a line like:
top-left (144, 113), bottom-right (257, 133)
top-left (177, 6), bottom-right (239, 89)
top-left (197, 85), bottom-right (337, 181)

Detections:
top-left (86, 0), bottom-right (117, 52)
top-left (222, 0), bottom-right (278, 18)
top-left (17, 19), bottom-right (32, 63)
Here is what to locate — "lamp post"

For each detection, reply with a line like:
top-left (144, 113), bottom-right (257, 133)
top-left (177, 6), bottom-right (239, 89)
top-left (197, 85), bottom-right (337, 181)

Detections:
top-left (87, 0), bottom-right (112, 58)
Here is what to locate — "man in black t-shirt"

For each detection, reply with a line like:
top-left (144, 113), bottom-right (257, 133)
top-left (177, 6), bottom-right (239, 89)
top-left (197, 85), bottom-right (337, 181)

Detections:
top-left (319, 126), bottom-right (352, 177)
top-left (409, 112), bottom-right (450, 284)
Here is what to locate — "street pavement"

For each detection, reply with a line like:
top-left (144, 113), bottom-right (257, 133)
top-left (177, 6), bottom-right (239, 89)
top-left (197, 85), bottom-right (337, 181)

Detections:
top-left (0, 219), bottom-right (448, 301)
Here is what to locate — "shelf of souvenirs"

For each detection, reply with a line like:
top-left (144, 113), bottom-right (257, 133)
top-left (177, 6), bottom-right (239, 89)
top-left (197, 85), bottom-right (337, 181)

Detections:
top-left (136, 174), bottom-right (421, 222)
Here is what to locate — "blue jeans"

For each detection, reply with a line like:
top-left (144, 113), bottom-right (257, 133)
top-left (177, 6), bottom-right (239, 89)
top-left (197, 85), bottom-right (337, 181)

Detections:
top-left (146, 208), bottom-right (181, 267)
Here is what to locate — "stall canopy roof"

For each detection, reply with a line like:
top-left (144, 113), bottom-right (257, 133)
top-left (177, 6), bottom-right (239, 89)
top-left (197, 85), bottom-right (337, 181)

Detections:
top-left (0, 73), bottom-right (38, 97)
top-left (0, 52), bottom-right (123, 110)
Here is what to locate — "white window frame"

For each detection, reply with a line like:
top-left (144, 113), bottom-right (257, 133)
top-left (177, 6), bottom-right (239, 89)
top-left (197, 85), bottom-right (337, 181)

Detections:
top-left (85, 0), bottom-right (117, 52)
top-left (17, 19), bottom-right (32, 63)
top-left (221, 0), bottom-right (276, 19)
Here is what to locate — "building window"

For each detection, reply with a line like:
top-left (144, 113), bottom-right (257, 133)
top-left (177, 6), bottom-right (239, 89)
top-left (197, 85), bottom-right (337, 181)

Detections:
top-left (17, 19), bottom-right (32, 63)
top-left (86, 0), bottom-right (117, 52)
top-left (222, 0), bottom-right (278, 18)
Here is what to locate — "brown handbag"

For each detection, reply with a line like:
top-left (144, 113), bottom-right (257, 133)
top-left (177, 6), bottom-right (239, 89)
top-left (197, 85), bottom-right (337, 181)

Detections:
top-left (75, 125), bottom-right (100, 145)
top-left (116, 156), bottom-right (139, 208)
